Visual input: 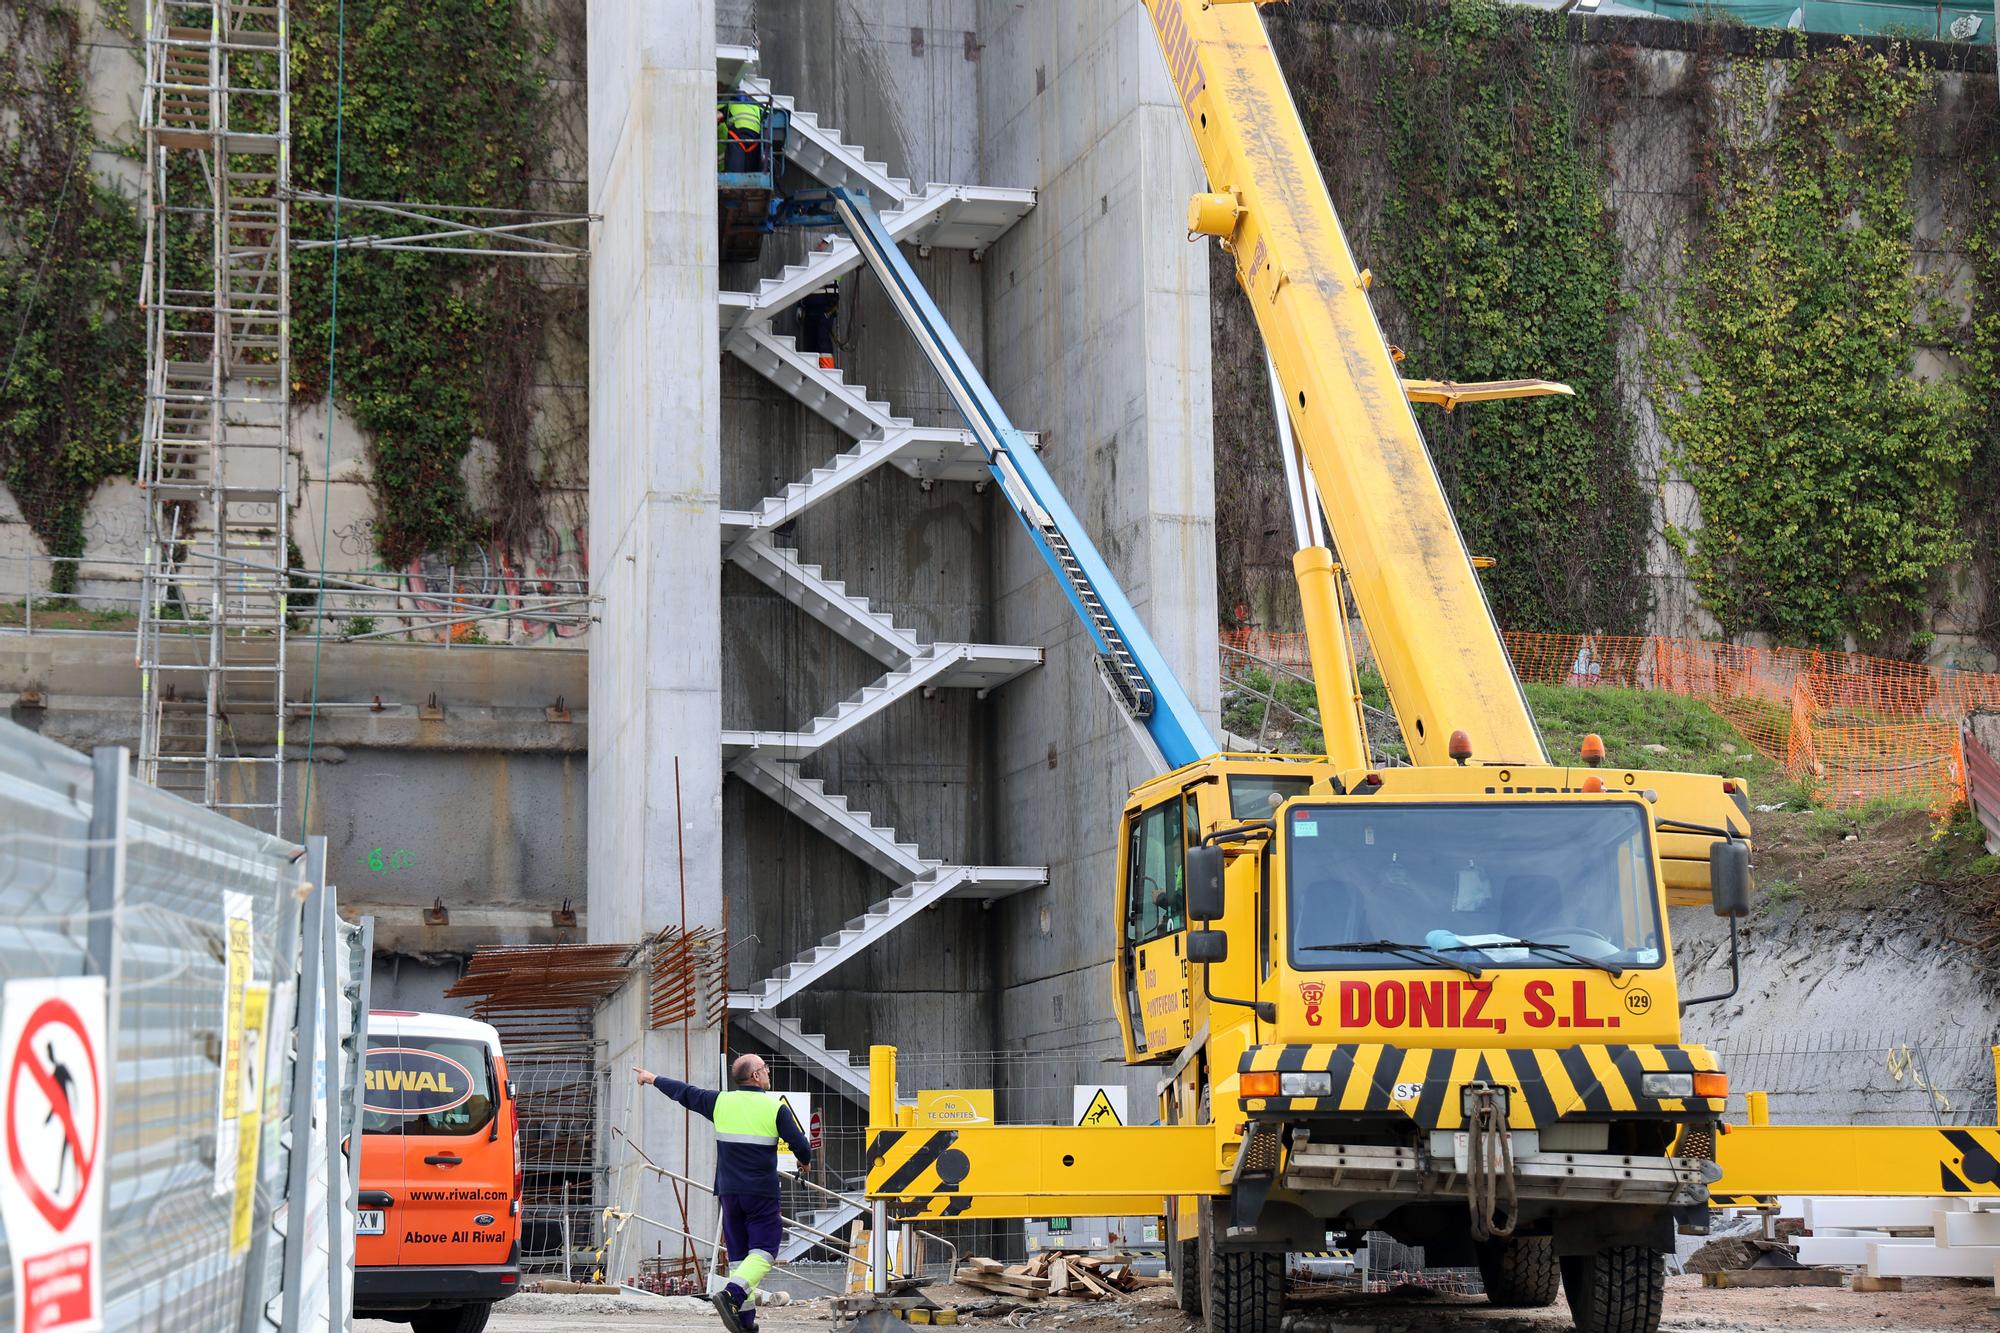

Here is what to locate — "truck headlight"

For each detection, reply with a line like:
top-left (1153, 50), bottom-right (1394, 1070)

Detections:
top-left (1280, 1072), bottom-right (1334, 1097)
top-left (1640, 1073), bottom-right (1694, 1099)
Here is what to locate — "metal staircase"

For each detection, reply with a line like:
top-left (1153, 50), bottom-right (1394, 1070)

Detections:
top-left (723, 643), bottom-right (1041, 763)
top-left (730, 864), bottom-right (1042, 1015)
top-left (721, 184), bottom-right (1033, 330)
top-left (719, 52), bottom-right (1044, 1096)
top-left (729, 536), bottom-right (924, 666)
top-left (137, 0), bottom-right (292, 831)
top-left (738, 75), bottom-right (916, 206)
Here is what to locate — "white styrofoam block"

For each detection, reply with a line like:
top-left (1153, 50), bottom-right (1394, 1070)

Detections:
top-left (1936, 1210), bottom-right (2000, 1247)
top-left (1805, 1198), bottom-right (1969, 1230)
top-left (1867, 1242), bottom-right (2000, 1278)
top-left (1794, 1236), bottom-right (1928, 1266)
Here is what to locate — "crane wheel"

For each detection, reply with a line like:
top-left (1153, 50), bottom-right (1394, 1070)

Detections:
top-left (1475, 1236), bottom-right (1560, 1307)
top-left (1197, 1208), bottom-right (1281, 1333)
top-left (1560, 1246), bottom-right (1666, 1333)
top-left (1168, 1209), bottom-right (1202, 1317)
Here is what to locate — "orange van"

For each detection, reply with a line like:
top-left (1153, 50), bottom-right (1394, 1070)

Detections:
top-left (355, 1010), bottom-right (521, 1333)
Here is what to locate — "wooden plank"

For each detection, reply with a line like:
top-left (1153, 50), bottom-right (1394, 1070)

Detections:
top-left (1703, 1268), bottom-right (1845, 1288)
top-left (1867, 1242), bottom-right (2000, 1278)
top-left (1851, 1274), bottom-right (1904, 1292)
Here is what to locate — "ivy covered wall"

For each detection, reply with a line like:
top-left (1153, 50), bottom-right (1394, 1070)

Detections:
top-left (1219, 0), bottom-right (1999, 665)
top-left (0, 1), bottom-right (144, 595)
top-left (0, 0), bottom-right (588, 632)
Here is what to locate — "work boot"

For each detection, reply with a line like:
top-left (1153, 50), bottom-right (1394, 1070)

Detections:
top-left (740, 1303), bottom-right (761, 1333)
top-left (711, 1282), bottom-right (748, 1333)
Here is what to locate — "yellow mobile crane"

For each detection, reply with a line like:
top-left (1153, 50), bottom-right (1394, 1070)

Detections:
top-left (1126, 4), bottom-right (1755, 1329)
top-left (844, 5), bottom-right (1753, 1331)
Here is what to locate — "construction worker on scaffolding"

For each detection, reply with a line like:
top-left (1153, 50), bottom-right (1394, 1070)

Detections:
top-left (636, 1053), bottom-right (812, 1332)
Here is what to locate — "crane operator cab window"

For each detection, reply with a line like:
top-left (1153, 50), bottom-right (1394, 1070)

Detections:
top-left (1126, 799), bottom-right (1189, 942)
top-left (1284, 802), bottom-right (1665, 972)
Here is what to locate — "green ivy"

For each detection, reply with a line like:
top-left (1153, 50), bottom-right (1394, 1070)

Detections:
top-left (1652, 41), bottom-right (1970, 648)
top-left (290, 0), bottom-right (557, 566)
top-left (1952, 80), bottom-right (2000, 661)
top-left (0, 2), bottom-right (144, 594)
top-left (1368, 0), bottom-right (1651, 633)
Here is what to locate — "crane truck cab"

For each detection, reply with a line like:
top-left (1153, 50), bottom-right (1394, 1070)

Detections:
top-left (1120, 755), bottom-right (1748, 1333)
top-left (355, 1010), bottom-right (522, 1333)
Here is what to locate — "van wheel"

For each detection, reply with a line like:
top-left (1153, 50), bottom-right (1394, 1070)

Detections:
top-left (1561, 1246), bottom-right (1665, 1333)
top-left (410, 1305), bottom-right (491, 1333)
top-left (1476, 1236), bottom-right (1560, 1307)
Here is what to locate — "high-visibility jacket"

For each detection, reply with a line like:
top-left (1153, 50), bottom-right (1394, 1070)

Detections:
top-left (718, 97), bottom-right (765, 154)
top-left (648, 1075), bottom-right (812, 1197)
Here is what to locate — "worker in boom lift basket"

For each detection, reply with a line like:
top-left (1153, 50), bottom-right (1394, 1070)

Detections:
top-left (717, 88), bottom-right (766, 173)
top-left (636, 1054), bottom-right (813, 1332)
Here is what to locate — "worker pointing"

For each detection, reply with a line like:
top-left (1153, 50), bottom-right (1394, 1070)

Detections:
top-left (635, 1053), bottom-right (812, 1333)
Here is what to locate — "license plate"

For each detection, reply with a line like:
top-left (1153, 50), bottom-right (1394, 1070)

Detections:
top-left (357, 1210), bottom-right (385, 1235)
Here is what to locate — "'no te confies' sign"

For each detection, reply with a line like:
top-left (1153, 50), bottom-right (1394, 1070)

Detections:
top-left (3, 977), bottom-right (108, 1333)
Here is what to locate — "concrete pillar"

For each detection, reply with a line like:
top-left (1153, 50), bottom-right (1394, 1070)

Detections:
top-left (588, 0), bottom-right (724, 1280)
top-left (979, 0), bottom-right (1219, 1089)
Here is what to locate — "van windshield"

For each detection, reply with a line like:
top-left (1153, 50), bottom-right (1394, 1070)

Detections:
top-left (362, 1035), bottom-right (497, 1137)
top-left (1285, 802), bottom-right (1664, 971)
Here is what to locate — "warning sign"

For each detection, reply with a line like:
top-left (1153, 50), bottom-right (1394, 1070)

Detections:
top-left (213, 890), bottom-right (253, 1195)
top-left (229, 985), bottom-right (270, 1255)
top-left (2, 976), bottom-right (108, 1333)
top-left (776, 1091), bottom-right (810, 1176)
top-left (1072, 1085), bottom-right (1127, 1127)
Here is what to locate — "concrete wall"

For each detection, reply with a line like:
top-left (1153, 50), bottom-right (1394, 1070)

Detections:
top-left (719, 0), bottom-right (1007, 1073)
top-left (587, 0), bottom-right (725, 1273)
top-left (3, 632), bottom-right (589, 974)
top-left (978, 0), bottom-right (1221, 1108)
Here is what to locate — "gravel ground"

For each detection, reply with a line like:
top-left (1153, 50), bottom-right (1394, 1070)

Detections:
top-left (356, 1274), bottom-right (2000, 1332)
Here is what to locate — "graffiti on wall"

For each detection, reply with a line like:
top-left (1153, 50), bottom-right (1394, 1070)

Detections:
top-left (329, 519), bottom-right (590, 646)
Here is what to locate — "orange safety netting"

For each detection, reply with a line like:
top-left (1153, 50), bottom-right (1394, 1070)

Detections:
top-left (1219, 628), bottom-right (2000, 809)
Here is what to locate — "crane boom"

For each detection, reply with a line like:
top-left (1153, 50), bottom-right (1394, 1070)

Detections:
top-left (1143, 0), bottom-right (1547, 768)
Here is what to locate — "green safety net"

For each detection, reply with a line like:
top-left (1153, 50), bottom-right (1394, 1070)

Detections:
top-left (1617, 0), bottom-right (1988, 39)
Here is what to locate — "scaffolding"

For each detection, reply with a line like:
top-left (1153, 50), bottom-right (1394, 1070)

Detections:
top-left (137, 0), bottom-right (292, 831)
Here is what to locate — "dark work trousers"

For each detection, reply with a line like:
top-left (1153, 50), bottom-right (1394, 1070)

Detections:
top-left (721, 1192), bottom-right (784, 1292)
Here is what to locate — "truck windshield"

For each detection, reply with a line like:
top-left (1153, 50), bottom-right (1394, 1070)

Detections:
top-left (1285, 802), bottom-right (1664, 971)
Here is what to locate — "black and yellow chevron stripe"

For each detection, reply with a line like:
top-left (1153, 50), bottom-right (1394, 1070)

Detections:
top-left (867, 1128), bottom-right (976, 1217)
top-left (1239, 1042), bottom-right (1723, 1129)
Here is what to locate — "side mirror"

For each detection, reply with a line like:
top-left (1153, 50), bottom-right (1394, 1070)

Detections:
top-left (1709, 840), bottom-right (1752, 918)
top-left (1187, 929), bottom-right (1228, 964)
top-left (1187, 845), bottom-right (1225, 921)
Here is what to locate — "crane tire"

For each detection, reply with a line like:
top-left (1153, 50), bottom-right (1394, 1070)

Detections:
top-left (1199, 1218), bottom-right (1282, 1333)
top-left (1476, 1235), bottom-right (1560, 1307)
top-left (1561, 1246), bottom-right (1666, 1333)
top-left (1167, 1203), bottom-right (1203, 1318)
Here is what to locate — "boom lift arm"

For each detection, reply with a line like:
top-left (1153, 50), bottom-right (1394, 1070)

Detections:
top-left (1144, 0), bottom-right (1547, 768)
top-left (815, 186), bottom-right (1218, 771)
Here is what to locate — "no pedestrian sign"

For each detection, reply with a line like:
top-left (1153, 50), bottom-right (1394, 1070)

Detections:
top-left (2, 977), bottom-right (108, 1333)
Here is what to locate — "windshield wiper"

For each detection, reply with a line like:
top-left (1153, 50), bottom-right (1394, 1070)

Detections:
top-left (1301, 940), bottom-right (1483, 977)
top-left (1437, 940), bottom-right (1624, 978)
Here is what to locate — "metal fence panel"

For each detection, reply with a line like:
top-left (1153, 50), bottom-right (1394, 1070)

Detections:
top-left (0, 720), bottom-right (363, 1330)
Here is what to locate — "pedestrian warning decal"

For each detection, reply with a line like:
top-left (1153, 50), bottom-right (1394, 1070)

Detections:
top-left (1072, 1085), bottom-right (1127, 1127)
top-left (2, 976), bottom-right (108, 1333)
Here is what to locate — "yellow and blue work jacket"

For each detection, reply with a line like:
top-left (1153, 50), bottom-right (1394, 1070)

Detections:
top-left (648, 1075), bottom-right (812, 1197)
